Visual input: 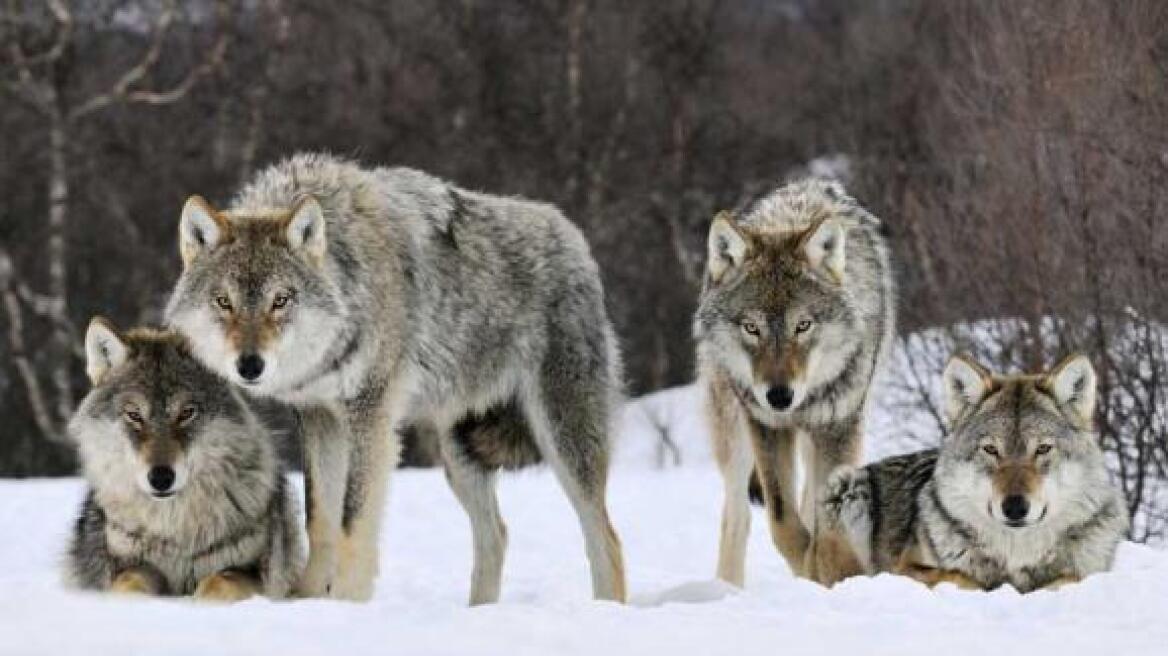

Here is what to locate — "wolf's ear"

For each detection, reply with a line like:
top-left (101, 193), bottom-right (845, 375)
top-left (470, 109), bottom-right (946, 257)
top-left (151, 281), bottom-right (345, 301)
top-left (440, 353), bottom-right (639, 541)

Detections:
top-left (1046, 354), bottom-right (1096, 422)
top-left (707, 211), bottom-right (750, 283)
top-left (179, 195), bottom-right (227, 267)
top-left (801, 217), bottom-right (847, 282)
top-left (85, 317), bottom-right (129, 386)
top-left (943, 354), bottom-right (993, 424)
top-left (285, 197), bottom-right (326, 263)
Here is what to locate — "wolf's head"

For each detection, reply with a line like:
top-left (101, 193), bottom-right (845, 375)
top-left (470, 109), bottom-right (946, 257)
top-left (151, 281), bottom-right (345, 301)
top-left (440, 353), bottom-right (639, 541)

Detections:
top-left (695, 181), bottom-right (867, 418)
top-left (936, 353), bottom-right (1103, 530)
top-left (165, 195), bottom-right (345, 394)
top-left (71, 319), bottom-right (257, 501)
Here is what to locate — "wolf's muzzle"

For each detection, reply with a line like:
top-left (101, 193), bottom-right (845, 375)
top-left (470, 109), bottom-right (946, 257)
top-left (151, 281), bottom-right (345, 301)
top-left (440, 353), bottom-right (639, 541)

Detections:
top-left (147, 465), bottom-right (177, 496)
top-left (766, 385), bottom-right (794, 411)
top-left (1001, 494), bottom-right (1030, 526)
top-left (237, 354), bottom-right (265, 382)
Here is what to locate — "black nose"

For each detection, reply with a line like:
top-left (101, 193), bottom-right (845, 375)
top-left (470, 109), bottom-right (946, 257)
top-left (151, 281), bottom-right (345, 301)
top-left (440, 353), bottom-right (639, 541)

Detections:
top-left (147, 466), bottom-right (176, 493)
top-left (1002, 495), bottom-right (1030, 522)
top-left (766, 385), bottom-right (794, 410)
top-left (236, 354), bottom-right (265, 381)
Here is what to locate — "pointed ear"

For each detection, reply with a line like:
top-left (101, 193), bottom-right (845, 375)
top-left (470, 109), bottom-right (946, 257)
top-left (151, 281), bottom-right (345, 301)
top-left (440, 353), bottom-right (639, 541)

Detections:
top-left (85, 317), bottom-right (129, 386)
top-left (1046, 354), bottom-right (1096, 422)
top-left (285, 196), bottom-right (327, 262)
top-left (179, 195), bottom-right (227, 267)
top-left (707, 211), bottom-right (750, 283)
top-left (801, 217), bottom-right (847, 282)
top-left (943, 354), bottom-right (993, 424)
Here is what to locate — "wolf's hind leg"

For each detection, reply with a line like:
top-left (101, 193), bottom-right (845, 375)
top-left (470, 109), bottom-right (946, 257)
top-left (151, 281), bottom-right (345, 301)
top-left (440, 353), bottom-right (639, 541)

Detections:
top-left (110, 566), bottom-right (166, 596)
top-left (440, 433), bottom-right (508, 605)
top-left (194, 569), bottom-right (261, 603)
top-left (709, 390), bottom-right (754, 587)
top-left (297, 406), bottom-right (349, 598)
top-left (523, 381), bottom-right (626, 603)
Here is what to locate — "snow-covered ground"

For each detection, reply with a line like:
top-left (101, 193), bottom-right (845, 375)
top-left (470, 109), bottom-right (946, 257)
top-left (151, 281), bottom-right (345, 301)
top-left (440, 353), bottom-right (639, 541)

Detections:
top-left (2, 363), bottom-right (1166, 655)
top-left (3, 408), bottom-right (1168, 655)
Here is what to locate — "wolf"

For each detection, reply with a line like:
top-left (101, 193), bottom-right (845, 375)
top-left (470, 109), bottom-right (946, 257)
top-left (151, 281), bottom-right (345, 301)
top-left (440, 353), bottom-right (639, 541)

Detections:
top-left (165, 153), bottom-right (626, 604)
top-left (694, 178), bottom-right (895, 586)
top-left (66, 319), bottom-right (303, 601)
top-left (816, 354), bottom-right (1129, 591)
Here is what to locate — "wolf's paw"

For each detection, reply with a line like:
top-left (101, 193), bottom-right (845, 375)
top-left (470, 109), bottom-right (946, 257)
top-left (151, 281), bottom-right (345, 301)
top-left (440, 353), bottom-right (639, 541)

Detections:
top-left (194, 571), bottom-right (259, 604)
top-left (110, 569), bottom-right (162, 596)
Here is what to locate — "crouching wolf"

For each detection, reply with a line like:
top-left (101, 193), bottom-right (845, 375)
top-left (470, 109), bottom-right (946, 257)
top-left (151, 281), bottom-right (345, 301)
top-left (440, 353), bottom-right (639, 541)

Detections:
top-left (694, 179), bottom-right (895, 586)
top-left (165, 153), bottom-right (626, 603)
top-left (67, 319), bottom-right (303, 601)
top-left (816, 354), bottom-right (1128, 592)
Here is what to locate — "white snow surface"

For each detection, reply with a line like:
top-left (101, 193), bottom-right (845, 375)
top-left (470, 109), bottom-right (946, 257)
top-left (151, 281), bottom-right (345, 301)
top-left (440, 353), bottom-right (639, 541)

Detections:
top-left (1, 386), bottom-right (1166, 655)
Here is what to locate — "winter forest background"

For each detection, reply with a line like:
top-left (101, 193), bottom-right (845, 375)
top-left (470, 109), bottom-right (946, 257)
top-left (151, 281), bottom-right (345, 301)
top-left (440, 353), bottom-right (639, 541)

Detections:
top-left (1, 1), bottom-right (1166, 541)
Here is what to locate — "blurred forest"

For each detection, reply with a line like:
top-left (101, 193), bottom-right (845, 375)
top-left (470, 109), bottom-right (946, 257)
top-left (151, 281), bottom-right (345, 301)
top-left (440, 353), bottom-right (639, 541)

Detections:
top-left (2, 0), bottom-right (1166, 538)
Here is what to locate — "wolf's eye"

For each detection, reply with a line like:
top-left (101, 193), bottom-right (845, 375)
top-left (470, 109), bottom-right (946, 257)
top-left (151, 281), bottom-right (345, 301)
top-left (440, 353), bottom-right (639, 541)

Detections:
top-left (124, 409), bottom-right (144, 425)
top-left (271, 292), bottom-right (293, 310)
top-left (213, 294), bottom-right (233, 312)
top-left (1035, 444), bottom-right (1053, 456)
top-left (741, 321), bottom-right (760, 337)
top-left (795, 319), bottom-right (813, 334)
top-left (177, 405), bottom-right (198, 424)
top-left (982, 445), bottom-right (1000, 457)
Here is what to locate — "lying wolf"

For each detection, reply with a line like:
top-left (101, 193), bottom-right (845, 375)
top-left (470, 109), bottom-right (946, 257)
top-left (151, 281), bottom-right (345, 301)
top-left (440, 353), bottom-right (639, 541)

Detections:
top-left (817, 354), bottom-right (1128, 591)
top-left (165, 153), bottom-right (625, 603)
top-left (67, 319), bottom-right (303, 600)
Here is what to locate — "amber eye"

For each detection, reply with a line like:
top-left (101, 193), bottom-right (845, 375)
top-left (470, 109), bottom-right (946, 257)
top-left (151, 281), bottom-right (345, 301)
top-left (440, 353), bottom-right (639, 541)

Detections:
top-left (124, 409), bottom-right (144, 425)
top-left (271, 292), bottom-right (293, 311)
top-left (982, 445), bottom-right (1000, 457)
top-left (1035, 444), bottom-right (1053, 456)
top-left (177, 405), bottom-right (198, 424)
top-left (213, 294), bottom-right (233, 311)
top-left (795, 319), bottom-right (813, 334)
top-left (741, 321), bottom-right (760, 337)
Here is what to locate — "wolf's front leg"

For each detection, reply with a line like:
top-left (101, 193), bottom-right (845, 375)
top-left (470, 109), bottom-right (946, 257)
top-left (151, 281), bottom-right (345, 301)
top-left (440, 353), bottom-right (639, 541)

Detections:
top-left (708, 381), bottom-right (754, 587)
top-left (296, 405), bottom-right (350, 598)
top-left (331, 384), bottom-right (398, 602)
top-left (803, 421), bottom-right (862, 581)
top-left (109, 565), bottom-right (167, 596)
top-left (194, 569), bottom-right (261, 603)
top-left (748, 423), bottom-right (810, 577)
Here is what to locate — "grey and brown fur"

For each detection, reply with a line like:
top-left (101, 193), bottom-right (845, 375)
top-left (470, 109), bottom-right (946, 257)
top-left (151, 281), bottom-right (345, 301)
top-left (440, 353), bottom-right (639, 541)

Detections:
top-left (67, 320), bottom-right (303, 601)
top-left (165, 153), bottom-right (626, 603)
top-left (694, 178), bottom-right (895, 585)
top-left (817, 354), bottom-right (1128, 592)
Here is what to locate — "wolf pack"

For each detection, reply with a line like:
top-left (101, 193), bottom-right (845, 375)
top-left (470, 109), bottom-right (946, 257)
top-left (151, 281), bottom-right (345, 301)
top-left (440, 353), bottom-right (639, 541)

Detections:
top-left (63, 153), bottom-right (1127, 604)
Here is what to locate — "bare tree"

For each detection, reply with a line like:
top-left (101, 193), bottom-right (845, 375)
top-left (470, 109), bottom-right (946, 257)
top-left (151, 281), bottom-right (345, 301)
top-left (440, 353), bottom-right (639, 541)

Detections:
top-left (0, 0), bottom-right (230, 444)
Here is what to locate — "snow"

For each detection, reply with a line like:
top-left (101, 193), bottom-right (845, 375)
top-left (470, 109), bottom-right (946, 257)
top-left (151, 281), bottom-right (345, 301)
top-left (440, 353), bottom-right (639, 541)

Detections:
top-left (2, 470), bottom-right (1166, 653)
top-left (1, 370), bottom-right (1165, 655)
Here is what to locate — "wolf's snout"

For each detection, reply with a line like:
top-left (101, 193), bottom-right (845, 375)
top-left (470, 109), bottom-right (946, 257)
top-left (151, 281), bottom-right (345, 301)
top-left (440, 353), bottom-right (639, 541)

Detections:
top-left (1001, 494), bottom-right (1030, 525)
top-left (766, 385), bottom-right (794, 411)
top-left (147, 465), bottom-right (176, 494)
top-left (237, 354), bottom-right (265, 381)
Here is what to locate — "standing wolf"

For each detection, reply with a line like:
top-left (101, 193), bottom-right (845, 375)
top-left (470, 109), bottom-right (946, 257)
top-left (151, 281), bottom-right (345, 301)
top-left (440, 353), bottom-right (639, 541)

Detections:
top-left (166, 153), bottom-right (626, 603)
top-left (67, 320), bottom-right (303, 600)
top-left (694, 179), bottom-right (894, 585)
top-left (817, 354), bottom-right (1128, 591)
